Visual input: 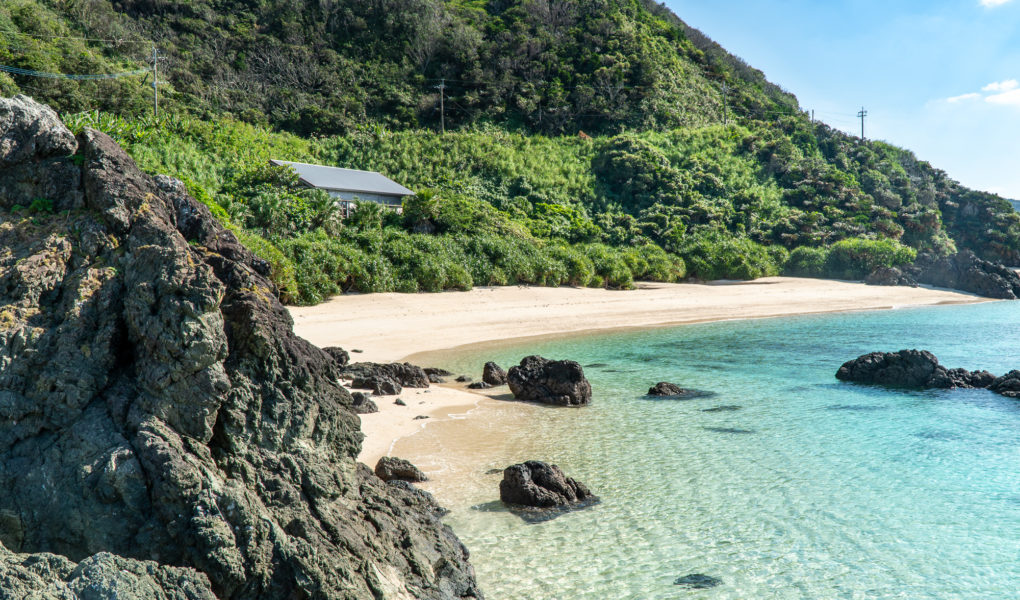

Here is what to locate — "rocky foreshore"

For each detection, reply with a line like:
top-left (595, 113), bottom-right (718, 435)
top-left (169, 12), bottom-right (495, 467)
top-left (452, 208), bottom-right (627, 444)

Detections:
top-left (836, 349), bottom-right (1019, 399)
top-left (0, 96), bottom-right (480, 599)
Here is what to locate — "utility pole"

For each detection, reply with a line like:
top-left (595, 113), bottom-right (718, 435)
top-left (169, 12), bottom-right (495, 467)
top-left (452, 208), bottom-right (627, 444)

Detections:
top-left (435, 78), bottom-right (446, 134)
top-left (858, 106), bottom-right (868, 140)
top-left (150, 45), bottom-right (163, 119)
top-left (721, 83), bottom-right (729, 125)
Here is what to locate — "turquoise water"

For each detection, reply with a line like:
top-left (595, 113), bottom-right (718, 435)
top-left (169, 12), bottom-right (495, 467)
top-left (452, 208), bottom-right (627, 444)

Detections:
top-left (425, 303), bottom-right (1020, 599)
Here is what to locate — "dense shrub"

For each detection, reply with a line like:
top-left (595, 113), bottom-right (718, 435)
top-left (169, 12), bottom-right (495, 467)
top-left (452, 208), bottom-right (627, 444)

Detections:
top-left (823, 238), bottom-right (917, 280)
top-left (784, 246), bottom-right (829, 278)
top-left (582, 244), bottom-right (634, 289)
top-left (681, 235), bottom-right (782, 281)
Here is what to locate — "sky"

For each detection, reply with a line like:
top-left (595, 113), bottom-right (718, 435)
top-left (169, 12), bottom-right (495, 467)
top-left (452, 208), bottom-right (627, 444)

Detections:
top-left (666, 0), bottom-right (1020, 199)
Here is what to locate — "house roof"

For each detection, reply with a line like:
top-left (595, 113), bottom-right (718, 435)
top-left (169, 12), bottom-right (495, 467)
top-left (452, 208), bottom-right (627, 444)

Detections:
top-left (270, 160), bottom-right (414, 197)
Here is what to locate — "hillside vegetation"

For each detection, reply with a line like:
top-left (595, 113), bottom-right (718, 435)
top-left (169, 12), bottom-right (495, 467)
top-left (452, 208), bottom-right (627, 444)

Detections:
top-left (3, 0), bottom-right (1019, 304)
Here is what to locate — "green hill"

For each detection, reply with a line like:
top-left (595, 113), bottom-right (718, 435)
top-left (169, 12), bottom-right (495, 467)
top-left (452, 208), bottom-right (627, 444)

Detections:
top-left (3, 0), bottom-right (1019, 304)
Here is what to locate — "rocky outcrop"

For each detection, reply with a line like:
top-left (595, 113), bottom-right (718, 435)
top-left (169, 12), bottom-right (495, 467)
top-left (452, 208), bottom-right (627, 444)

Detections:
top-left (506, 356), bottom-right (592, 406)
top-left (499, 462), bottom-right (596, 509)
top-left (352, 375), bottom-right (402, 395)
top-left (0, 96), bottom-right (480, 599)
top-left (865, 267), bottom-right (915, 287)
top-left (989, 371), bottom-right (1020, 398)
top-left (0, 545), bottom-right (217, 599)
top-left (836, 350), bottom-right (994, 389)
top-left (375, 457), bottom-right (429, 483)
top-left (482, 362), bottom-right (507, 386)
top-left (912, 251), bottom-right (1020, 299)
top-left (342, 361), bottom-right (430, 388)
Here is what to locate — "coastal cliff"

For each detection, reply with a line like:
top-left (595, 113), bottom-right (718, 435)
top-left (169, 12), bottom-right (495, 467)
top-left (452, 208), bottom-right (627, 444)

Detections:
top-left (0, 96), bottom-right (480, 599)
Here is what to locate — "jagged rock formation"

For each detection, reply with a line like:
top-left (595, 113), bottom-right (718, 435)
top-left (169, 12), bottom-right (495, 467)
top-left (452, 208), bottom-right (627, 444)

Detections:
top-left (506, 356), bottom-right (592, 406)
top-left (867, 251), bottom-right (1020, 299)
top-left (0, 96), bottom-right (480, 599)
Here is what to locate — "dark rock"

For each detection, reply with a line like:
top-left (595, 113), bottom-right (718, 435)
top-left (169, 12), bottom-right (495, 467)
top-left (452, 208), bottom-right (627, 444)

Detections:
top-left (467, 381), bottom-right (493, 390)
top-left (414, 415), bottom-right (430, 420)
top-left (351, 349), bottom-right (364, 353)
top-left (342, 362), bottom-right (429, 388)
top-left (351, 375), bottom-right (402, 396)
top-left (674, 574), bottom-right (722, 589)
top-left (865, 267), bottom-right (916, 287)
top-left (703, 427), bottom-right (756, 435)
top-left (911, 250), bottom-right (1020, 299)
top-left (499, 461), bottom-right (596, 508)
top-left (644, 382), bottom-right (716, 400)
top-left (836, 349), bottom-right (996, 390)
top-left (427, 373), bottom-right (447, 383)
top-left (484, 469), bottom-right (503, 475)
top-left (989, 370), bottom-right (1020, 398)
top-left (322, 346), bottom-right (350, 367)
top-left (0, 97), bottom-right (480, 599)
top-left (375, 457), bottom-right (428, 483)
top-left (507, 356), bottom-right (592, 406)
top-left (425, 367), bottom-right (454, 377)
top-left (482, 362), bottom-right (507, 386)
top-left (395, 399), bottom-right (407, 406)
top-left (702, 405), bottom-right (742, 412)
top-left (455, 375), bottom-right (472, 383)
top-left (350, 392), bottom-right (378, 415)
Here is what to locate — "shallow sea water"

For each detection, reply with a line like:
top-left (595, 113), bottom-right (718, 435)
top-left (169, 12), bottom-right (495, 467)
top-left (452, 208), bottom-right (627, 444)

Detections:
top-left (402, 303), bottom-right (1020, 599)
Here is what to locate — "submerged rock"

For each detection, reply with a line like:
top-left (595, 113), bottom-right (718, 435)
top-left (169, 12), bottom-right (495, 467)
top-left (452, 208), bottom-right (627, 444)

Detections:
top-left (375, 457), bottom-right (429, 483)
top-left (0, 96), bottom-right (480, 599)
top-left (482, 362), bottom-right (508, 386)
top-left (424, 367), bottom-right (453, 383)
top-left (645, 382), bottom-right (716, 399)
top-left (507, 356), bottom-right (592, 406)
top-left (674, 574), bottom-right (722, 589)
top-left (468, 381), bottom-right (493, 390)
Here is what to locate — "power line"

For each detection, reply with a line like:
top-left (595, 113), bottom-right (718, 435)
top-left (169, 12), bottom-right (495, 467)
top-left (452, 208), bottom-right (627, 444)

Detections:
top-left (0, 63), bottom-right (148, 80)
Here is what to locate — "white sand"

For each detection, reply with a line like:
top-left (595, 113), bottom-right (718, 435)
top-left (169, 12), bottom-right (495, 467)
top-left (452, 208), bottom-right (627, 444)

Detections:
top-left (291, 278), bottom-right (985, 469)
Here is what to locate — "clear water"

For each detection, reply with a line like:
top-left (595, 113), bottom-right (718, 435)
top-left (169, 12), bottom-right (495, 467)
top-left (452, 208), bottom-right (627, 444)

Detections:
top-left (413, 303), bottom-right (1020, 599)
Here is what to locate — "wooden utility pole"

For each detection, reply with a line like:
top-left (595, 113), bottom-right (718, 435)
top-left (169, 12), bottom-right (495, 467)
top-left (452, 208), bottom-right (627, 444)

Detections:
top-left (858, 106), bottom-right (868, 140)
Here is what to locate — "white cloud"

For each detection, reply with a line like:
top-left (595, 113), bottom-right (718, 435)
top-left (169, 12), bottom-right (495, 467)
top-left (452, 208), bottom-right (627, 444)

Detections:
top-left (986, 89), bottom-right (1020, 105)
top-left (981, 0), bottom-right (1013, 7)
top-left (947, 93), bottom-right (982, 103)
top-left (982, 79), bottom-right (1019, 92)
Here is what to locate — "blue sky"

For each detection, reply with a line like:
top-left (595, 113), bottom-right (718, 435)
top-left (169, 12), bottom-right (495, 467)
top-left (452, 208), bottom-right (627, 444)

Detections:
top-left (666, 0), bottom-right (1020, 198)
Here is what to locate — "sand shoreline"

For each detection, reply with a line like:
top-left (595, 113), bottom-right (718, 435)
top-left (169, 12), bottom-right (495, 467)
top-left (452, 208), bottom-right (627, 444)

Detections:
top-left (289, 278), bottom-right (987, 469)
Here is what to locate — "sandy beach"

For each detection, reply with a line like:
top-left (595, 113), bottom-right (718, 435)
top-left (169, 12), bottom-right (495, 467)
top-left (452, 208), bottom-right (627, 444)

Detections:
top-left (289, 277), bottom-right (985, 469)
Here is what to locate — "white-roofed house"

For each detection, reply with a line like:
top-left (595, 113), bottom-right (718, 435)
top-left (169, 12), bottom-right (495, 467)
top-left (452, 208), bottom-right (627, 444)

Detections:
top-left (270, 160), bottom-right (414, 216)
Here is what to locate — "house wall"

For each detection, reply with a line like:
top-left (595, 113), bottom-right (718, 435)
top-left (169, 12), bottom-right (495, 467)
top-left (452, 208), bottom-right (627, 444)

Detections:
top-left (328, 190), bottom-right (403, 207)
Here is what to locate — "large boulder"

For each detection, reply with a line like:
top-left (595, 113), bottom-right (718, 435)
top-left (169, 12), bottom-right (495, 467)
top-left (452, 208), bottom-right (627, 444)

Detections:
top-left (507, 356), bottom-right (592, 406)
top-left (482, 362), bottom-right (507, 386)
top-left (375, 457), bottom-right (429, 483)
top-left (322, 346), bottom-right (350, 367)
top-left (499, 461), bottom-right (596, 509)
top-left (0, 96), bottom-right (480, 600)
top-left (342, 361), bottom-right (430, 388)
top-left (836, 350), bottom-right (994, 390)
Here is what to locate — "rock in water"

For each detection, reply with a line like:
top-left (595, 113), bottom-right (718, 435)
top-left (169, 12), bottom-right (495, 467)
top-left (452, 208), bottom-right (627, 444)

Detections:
top-left (674, 574), bottom-right (722, 589)
top-left (482, 362), bottom-right (507, 386)
top-left (468, 381), bottom-right (493, 390)
top-left (644, 382), bottom-right (716, 399)
top-left (836, 349), bottom-right (994, 389)
top-left (499, 461), bottom-right (596, 508)
top-left (375, 457), bottom-right (429, 483)
top-left (0, 96), bottom-right (480, 599)
top-left (989, 371), bottom-right (1020, 398)
top-left (507, 356), bottom-right (592, 406)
